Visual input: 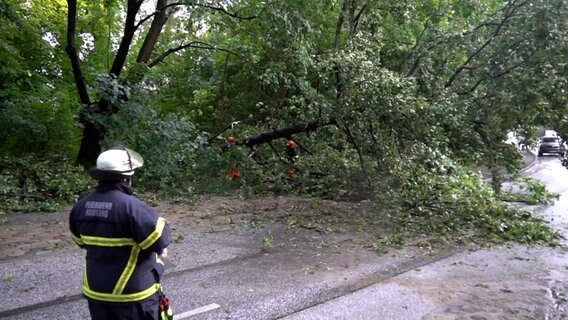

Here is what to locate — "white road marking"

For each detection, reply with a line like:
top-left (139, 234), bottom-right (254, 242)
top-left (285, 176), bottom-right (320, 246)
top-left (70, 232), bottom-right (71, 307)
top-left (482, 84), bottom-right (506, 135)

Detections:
top-left (173, 303), bottom-right (221, 319)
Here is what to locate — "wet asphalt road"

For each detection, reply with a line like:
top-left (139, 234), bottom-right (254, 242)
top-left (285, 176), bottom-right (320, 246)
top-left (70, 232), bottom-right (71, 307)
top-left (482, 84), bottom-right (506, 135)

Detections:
top-left (293, 156), bottom-right (568, 320)
top-left (1, 156), bottom-right (567, 320)
top-left (0, 231), bottom-right (450, 320)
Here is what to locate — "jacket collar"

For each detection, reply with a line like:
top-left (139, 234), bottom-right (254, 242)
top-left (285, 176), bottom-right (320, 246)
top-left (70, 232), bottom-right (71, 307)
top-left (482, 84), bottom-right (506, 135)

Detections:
top-left (97, 181), bottom-right (133, 195)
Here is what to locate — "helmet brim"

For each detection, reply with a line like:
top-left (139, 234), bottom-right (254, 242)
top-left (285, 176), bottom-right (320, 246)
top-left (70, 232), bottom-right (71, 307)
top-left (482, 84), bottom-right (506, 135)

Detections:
top-left (89, 168), bottom-right (134, 181)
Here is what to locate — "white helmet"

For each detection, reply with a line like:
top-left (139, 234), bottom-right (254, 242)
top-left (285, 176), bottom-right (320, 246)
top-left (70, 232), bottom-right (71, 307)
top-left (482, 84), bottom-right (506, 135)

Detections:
top-left (89, 146), bottom-right (144, 180)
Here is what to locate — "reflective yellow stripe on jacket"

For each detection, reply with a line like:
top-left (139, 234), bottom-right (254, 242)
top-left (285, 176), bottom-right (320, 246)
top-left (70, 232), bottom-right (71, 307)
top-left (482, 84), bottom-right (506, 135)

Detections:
top-left (77, 218), bottom-right (166, 302)
top-left (83, 282), bottom-right (161, 303)
top-left (71, 234), bottom-right (83, 246)
top-left (140, 218), bottom-right (166, 249)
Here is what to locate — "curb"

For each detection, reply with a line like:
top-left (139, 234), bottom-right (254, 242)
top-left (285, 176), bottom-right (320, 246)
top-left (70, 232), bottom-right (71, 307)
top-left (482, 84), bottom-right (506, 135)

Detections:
top-left (520, 149), bottom-right (538, 173)
top-left (482, 149), bottom-right (538, 182)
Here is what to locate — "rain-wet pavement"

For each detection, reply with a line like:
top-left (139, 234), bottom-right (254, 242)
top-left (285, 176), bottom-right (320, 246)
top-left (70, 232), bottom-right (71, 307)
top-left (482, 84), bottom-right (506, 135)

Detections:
top-left (282, 156), bottom-right (568, 320)
top-left (384, 156), bottom-right (568, 319)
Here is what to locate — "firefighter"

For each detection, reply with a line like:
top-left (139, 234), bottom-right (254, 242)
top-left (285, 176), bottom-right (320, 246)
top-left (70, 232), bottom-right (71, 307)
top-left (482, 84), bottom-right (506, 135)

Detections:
top-left (286, 140), bottom-right (299, 162)
top-left (220, 136), bottom-right (236, 153)
top-left (69, 145), bottom-right (172, 320)
top-left (285, 140), bottom-right (301, 178)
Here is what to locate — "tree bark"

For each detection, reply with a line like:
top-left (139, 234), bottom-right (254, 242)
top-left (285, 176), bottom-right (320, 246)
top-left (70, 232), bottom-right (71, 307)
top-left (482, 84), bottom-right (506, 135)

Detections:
top-left (110, 0), bottom-right (141, 77)
top-left (243, 119), bottom-right (338, 148)
top-left (75, 121), bottom-right (103, 167)
top-left (66, 0), bottom-right (100, 166)
top-left (137, 0), bottom-right (169, 63)
top-left (65, 0), bottom-right (91, 106)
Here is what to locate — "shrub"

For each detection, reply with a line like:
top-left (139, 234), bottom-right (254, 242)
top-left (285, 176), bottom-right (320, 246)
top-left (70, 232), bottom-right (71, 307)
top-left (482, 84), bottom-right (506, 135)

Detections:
top-left (0, 155), bottom-right (93, 213)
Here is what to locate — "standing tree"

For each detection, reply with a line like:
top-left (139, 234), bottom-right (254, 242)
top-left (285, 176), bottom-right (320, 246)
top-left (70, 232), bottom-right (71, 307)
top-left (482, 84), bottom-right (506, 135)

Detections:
top-left (65, 0), bottom-right (254, 165)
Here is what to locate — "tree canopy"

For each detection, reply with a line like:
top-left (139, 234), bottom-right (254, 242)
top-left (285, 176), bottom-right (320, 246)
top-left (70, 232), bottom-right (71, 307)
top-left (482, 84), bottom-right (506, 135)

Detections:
top-left (1, 0), bottom-right (566, 244)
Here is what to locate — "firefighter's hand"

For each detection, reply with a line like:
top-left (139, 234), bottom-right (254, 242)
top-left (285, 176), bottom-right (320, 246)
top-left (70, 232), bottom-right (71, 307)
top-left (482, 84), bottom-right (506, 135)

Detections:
top-left (160, 248), bottom-right (168, 258)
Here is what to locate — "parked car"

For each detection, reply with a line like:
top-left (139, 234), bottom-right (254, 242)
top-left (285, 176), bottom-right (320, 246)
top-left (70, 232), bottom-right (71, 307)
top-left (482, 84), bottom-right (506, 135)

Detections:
top-left (538, 136), bottom-right (562, 156)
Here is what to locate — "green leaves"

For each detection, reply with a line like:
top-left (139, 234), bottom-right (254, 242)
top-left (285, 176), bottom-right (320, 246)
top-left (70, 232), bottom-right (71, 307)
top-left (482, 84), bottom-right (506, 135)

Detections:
top-left (98, 84), bottom-right (205, 191)
top-left (501, 176), bottom-right (560, 205)
top-left (0, 0), bottom-right (565, 247)
top-left (0, 156), bottom-right (94, 213)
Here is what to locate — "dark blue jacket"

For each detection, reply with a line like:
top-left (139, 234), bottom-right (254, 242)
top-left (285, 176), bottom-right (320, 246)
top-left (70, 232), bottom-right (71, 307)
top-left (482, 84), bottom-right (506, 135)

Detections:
top-left (69, 182), bottom-right (172, 303)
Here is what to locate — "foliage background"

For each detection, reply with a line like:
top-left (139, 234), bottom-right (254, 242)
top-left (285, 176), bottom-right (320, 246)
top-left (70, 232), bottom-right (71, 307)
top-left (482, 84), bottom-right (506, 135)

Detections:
top-left (1, 0), bottom-right (566, 245)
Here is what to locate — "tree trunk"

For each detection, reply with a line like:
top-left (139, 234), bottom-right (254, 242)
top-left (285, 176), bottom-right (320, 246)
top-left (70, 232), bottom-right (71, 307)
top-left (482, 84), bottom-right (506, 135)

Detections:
top-left (71, 0), bottom-right (143, 166)
top-left (76, 120), bottom-right (104, 167)
top-left (137, 0), bottom-right (168, 63)
top-left (66, 0), bottom-right (100, 166)
top-left (243, 118), bottom-right (338, 148)
top-left (110, 0), bottom-right (141, 77)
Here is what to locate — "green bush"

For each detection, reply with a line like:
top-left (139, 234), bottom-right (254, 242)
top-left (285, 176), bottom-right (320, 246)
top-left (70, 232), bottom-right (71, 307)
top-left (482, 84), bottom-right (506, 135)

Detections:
top-left (386, 143), bottom-right (558, 245)
top-left (0, 95), bottom-right (80, 157)
top-left (89, 80), bottom-right (206, 193)
top-left (0, 155), bottom-right (94, 213)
